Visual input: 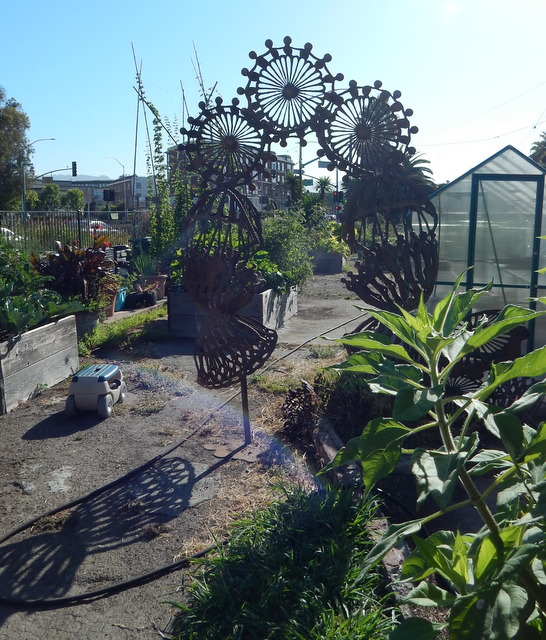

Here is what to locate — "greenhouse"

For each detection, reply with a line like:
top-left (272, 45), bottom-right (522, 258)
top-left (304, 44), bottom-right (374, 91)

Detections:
top-left (429, 145), bottom-right (546, 349)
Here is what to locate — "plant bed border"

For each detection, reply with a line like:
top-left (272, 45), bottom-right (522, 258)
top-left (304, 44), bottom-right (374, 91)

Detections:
top-left (0, 315), bottom-right (79, 414)
top-left (311, 250), bottom-right (346, 275)
top-left (167, 287), bottom-right (298, 339)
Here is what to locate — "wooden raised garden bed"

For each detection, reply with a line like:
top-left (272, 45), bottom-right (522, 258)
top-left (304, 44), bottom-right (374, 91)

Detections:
top-left (0, 315), bottom-right (79, 414)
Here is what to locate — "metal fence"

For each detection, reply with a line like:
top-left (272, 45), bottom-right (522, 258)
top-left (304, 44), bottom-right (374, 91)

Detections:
top-left (0, 210), bottom-right (151, 254)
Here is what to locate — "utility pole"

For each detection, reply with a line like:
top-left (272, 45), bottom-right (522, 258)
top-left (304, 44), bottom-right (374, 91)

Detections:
top-left (22, 138), bottom-right (55, 217)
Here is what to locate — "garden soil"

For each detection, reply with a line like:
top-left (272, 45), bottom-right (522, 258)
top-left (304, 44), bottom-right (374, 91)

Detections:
top-left (0, 273), bottom-right (367, 640)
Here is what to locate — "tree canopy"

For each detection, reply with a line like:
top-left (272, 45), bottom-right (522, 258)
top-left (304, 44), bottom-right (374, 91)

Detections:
top-left (0, 87), bottom-right (31, 209)
top-left (38, 183), bottom-right (61, 211)
top-left (530, 130), bottom-right (546, 167)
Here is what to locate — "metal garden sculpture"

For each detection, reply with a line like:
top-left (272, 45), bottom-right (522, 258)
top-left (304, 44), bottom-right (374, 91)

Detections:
top-left (178, 36), bottom-right (439, 443)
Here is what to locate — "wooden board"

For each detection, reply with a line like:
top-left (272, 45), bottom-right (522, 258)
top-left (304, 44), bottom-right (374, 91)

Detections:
top-left (0, 316), bottom-right (79, 414)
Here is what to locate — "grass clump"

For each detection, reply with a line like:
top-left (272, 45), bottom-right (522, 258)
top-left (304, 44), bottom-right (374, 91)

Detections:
top-left (168, 485), bottom-right (394, 639)
top-left (78, 304), bottom-right (168, 355)
top-left (307, 343), bottom-right (343, 360)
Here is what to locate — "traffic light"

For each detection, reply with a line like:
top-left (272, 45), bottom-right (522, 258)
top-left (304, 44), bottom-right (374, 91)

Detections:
top-left (71, 161), bottom-right (77, 177)
top-left (103, 189), bottom-right (115, 202)
top-left (333, 191), bottom-right (344, 203)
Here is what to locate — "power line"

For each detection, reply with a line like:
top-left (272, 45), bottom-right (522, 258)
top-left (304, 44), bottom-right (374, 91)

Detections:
top-left (420, 120), bottom-right (546, 147)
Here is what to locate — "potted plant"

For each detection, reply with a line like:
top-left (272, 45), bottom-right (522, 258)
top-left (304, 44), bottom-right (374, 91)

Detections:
top-left (30, 236), bottom-right (119, 338)
top-left (132, 252), bottom-right (168, 300)
top-left (311, 220), bottom-right (350, 274)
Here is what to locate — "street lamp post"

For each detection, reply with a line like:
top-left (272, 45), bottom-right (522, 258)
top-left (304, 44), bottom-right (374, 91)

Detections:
top-left (22, 138), bottom-right (55, 216)
top-left (105, 155), bottom-right (127, 220)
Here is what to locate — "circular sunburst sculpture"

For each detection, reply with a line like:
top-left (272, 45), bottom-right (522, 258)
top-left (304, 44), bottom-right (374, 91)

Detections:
top-left (183, 187), bottom-right (263, 264)
top-left (195, 314), bottom-right (278, 389)
top-left (340, 172), bottom-right (439, 252)
top-left (238, 36), bottom-right (344, 146)
top-left (315, 80), bottom-right (417, 178)
top-left (180, 187), bottom-right (278, 390)
top-left (180, 97), bottom-right (276, 190)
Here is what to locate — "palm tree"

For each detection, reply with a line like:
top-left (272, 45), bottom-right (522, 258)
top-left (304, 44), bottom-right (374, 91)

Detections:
top-left (284, 171), bottom-right (303, 204)
top-left (315, 176), bottom-right (333, 201)
top-left (530, 131), bottom-right (546, 167)
top-left (342, 151), bottom-right (438, 249)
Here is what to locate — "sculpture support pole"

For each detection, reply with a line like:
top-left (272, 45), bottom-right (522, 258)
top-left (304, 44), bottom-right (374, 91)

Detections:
top-left (240, 375), bottom-right (252, 445)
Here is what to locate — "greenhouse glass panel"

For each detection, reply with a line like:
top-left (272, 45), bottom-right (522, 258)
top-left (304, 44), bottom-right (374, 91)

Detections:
top-left (428, 146), bottom-right (546, 349)
top-left (473, 179), bottom-right (536, 292)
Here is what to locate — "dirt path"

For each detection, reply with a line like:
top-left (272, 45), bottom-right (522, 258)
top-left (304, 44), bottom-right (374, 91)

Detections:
top-left (0, 273), bottom-right (359, 639)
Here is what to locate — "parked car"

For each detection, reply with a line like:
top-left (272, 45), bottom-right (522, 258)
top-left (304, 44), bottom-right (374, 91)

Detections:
top-left (0, 227), bottom-right (22, 242)
top-left (89, 220), bottom-right (109, 233)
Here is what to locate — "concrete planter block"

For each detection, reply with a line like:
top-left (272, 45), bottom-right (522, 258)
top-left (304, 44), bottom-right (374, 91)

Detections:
top-left (312, 250), bottom-right (346, 274)
top-left (167, 288), bottom-right (298, 339)
top-left (0, 315), bottom-right (79, 414)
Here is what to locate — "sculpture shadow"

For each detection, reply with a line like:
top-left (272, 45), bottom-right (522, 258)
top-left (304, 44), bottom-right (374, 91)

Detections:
top-left (0, 454), bottom-right (224, 622)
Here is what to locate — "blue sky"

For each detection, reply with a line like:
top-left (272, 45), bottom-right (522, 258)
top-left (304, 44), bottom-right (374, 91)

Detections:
top-left (2, 0), bottom-right (546, 185)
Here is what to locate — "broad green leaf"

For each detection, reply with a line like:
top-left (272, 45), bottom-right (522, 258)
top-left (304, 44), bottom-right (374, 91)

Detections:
top-left (433, 277), bottom-right (492, 337)
top-left (453, 531), bottom-right (470, 588)
top-left (334, 351), bottom-right (424, 393)
top-left (474, 527), bottom-right (523, 584)
top-left (474, 536), bottom-right (501, 584)
top-left (321, 418), bottom-right (410, 494)
top-left (449, 593), bottom-right (486, 639)
top-left (413, 534), bottom-right (469, 592)
top-left (411, 449), bottom-right (463, 509)
top-left (496, 478), bottom-right (528, 522)
top-left (364, 308), bottom-right (420, 348)
top-left (468, 449), bottom-right (511, 476)
top-left (388, 617), bottom-right (445, 640)
top-left (393, 385), bottom-right (443, 422)
top-left (524, 422), bottom-right (546, 462)
top-left (415, 294), bottom-right (430, 327)
top-left (402, 530), bottom-right (458, 581)
top-left (450, 585), bottom-right (530, 640)
top-left (494, 411), bottom-right (525, 461)
top-left (495, 544), bottom-right (538, 584)
top-left (367, 363), bottom-right (424, 394)
top-left (507, 381), bottom-right (546, 415)
top-left (331, 352), bottom-right (423, 390)
top-left (356, 518), bottom-right (424, 580)
top-left (443, 329), bottom-right (473, 364)
top-left (404, 580), bottom-right (457, 608)
top-left (458, 307), bottom-right (546, 361)
top-left (482, 346), bottom-right (546, 398)
top-left (361, 445), bottom-right (402, 495)
top-left (328, 350), bottom-right (384, 376)
top-left (335, 331), bottom-right (414, 363)
top-left (468, 400), bottom-right (524, 459)
top-left (467, 398), bottom-right (501, 438)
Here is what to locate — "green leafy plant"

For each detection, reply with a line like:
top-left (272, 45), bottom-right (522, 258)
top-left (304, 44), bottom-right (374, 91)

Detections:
top-left (168, 485), bottom-right (394, 639)
top-left (312, 221), bottom-right (351, 256)
top-left (0, 238), bottom-right (83, 339)
top-left (322, 273), bottom-right (546, 639)
top-left (30, 236), bottom-right (118, 310)
top-left (132, 252), bottom-right (158, 277)
top-left (262, 209), bottom-right (314, 288)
